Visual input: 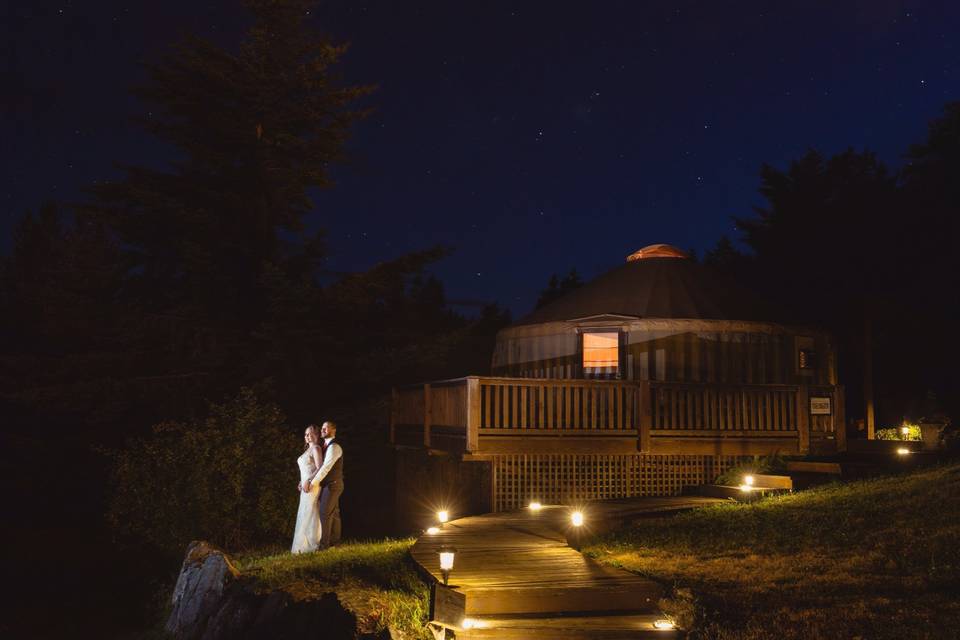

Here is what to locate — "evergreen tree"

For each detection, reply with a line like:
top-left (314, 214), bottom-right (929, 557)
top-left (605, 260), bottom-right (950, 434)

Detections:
top-left (535, 268), bottom-right (583, 309)
top-left (78, 0), bottom-right (370, 321)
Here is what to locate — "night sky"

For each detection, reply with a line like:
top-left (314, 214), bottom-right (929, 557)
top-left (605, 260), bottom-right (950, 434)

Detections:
top-left (5, 1), bottom-right (959, 316)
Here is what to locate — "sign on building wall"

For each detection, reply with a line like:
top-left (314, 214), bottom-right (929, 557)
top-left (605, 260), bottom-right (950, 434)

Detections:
top-left (810, 396), bottom-right (832, 415)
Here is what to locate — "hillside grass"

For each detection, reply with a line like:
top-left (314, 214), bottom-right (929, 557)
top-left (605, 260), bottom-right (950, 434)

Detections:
top-left (584, 463), bottom-right (960, 640)
top-left (236, 539), bottom-right (431, 639)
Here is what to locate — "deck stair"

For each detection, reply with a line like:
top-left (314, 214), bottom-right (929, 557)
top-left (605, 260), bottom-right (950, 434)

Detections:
top-left (696, 473), bottom-right (792, 501)
top-left (410, 499), bottom-right (720, 638)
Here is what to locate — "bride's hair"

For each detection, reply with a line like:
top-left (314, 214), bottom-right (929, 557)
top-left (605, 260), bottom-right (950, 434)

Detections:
top-left (304, 424), bottom-right (319, 450)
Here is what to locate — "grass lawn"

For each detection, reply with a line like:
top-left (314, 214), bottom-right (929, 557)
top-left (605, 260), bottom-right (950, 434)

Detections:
top-left (235, 539), bottom-right (431, 639)
top-left (584, 463), bottom-right (960, 640)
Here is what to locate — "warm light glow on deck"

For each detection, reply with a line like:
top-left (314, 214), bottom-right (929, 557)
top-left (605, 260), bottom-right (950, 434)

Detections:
top-left (461, 618), bottom-right (486, 629)
top-left (571, 510), bottom-right (584, 526)
top-left (426, 526), bottom-right (440, 535)
top-left (529, 501), bottom-right (542, 511)
top-left (653, 618), bottom-right (676, 630)
top-left (897, 447), bottom-right (911, 455)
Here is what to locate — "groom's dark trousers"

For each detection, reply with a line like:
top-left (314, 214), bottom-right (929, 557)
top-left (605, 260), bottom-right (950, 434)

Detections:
top-left (318, 479), bottom-right (343, 549)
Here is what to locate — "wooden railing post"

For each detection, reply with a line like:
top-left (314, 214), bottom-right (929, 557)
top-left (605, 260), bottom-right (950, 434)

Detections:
top-left (796, 384), bottom-right (810, 454)
top-left (835, 384), bottom-right (846, 452)
top-left (423, 383), bottom-right (432, 448)
top-left (466, 377), bottom-right (480, 453)
top-left (390, 388), bottom-right (398, 445)
top-left (638, 381), bottom-right (652, 453)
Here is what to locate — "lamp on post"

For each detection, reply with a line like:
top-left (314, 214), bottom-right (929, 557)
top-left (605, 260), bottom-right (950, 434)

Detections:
top-left (438, 546), bottom-right (456, 585)
top-left (437, 509), bottom-right (449, 528)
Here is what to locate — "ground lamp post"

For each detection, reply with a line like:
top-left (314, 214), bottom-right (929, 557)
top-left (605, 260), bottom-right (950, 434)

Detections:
top-left (438, 547), bottom-right (456, 585)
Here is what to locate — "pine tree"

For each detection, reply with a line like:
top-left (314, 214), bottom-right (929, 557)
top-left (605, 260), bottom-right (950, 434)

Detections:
top-left (79, 0), bottom-right (370, 323)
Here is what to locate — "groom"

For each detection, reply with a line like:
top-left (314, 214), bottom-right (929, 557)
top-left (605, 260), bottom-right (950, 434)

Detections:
top-left (311, 420), bottom-right (343, 549)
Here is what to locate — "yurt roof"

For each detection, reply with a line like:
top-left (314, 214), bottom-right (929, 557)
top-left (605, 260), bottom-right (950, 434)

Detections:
top-left (516, 244), bottom-right (766, 325)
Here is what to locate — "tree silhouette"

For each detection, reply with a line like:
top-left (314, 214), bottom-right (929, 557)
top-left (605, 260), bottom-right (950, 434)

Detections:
top-left (709, 105), bottom-right (960, 425)
top-left (535, 268), bottom-right (583, 309)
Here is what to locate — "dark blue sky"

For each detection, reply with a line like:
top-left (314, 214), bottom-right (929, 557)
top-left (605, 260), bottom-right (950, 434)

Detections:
top-left (4, 1), bottom-right (959, 316)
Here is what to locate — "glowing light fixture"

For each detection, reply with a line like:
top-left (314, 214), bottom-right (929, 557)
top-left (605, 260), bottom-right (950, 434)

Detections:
top-left (529, 501), bottom-right (543, 511)
top-left (653, 618), bottom-right (676, 630)
top-left (438, 547), bottom-right (456, 585)
top-left (896, 447), bottom-right (910, 455)
top-left (901, 426), bottom-right (911, 436)
top-left (744, 475), bottom-right (755, 486)
top-left (426, 526), bottom-right (440, 535)
top-left (571, 510), bottom-right (584, 527)
top-left (437, 510), bottom-right (449, 524)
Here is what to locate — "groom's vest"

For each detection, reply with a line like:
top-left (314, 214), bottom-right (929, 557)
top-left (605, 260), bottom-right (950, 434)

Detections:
top-left (321, 439), bottom-right (344, 486)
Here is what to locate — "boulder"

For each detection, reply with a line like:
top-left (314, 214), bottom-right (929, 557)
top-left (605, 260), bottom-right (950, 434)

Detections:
top-left (165, 541), bottom-right (374, 640)
top-left (166, 541), bottom-right (241, 639)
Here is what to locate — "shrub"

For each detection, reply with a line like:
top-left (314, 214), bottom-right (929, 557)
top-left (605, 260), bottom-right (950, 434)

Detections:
top-left (876, 422), bottom-right (922, 440)
top-left (105, 388), bottom-right (299, 554)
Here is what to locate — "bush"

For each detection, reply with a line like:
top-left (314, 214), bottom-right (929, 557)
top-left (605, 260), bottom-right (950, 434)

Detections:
top-left (876, 422), bottom-right (922, 440)
top-left (105, 388), bottom-right (299, 554)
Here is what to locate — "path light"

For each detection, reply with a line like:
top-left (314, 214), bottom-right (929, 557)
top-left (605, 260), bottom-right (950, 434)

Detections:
top-left (438, 546), bottom-right (456, 585)
top-left (437, 510), bottom-right (449, 524)
top-left (897, 447), bottom-right (911, 456)
top-left (528, 501), bottom-right (543, 511)
top-left (571, 510), bottom-right (584, 527)
top-left (901, 425), bottom-right (911, 437)
top-left (743, 475), bottom-right (755, 486)
top-left (426, 526), bottom-right (440, 535)
top-left (653, 618), bottom-right (676, 630)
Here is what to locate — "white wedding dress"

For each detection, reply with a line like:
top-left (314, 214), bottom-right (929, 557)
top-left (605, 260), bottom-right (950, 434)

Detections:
top-left (291, 446), bottom-right (322, 554)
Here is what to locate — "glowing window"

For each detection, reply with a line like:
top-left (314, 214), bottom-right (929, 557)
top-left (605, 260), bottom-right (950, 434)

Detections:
top-left (583, 332), bottom-right (619, 369)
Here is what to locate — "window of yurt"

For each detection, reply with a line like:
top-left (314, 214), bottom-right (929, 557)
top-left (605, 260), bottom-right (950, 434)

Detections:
top-left (582, 331), bottom-right (620, 375)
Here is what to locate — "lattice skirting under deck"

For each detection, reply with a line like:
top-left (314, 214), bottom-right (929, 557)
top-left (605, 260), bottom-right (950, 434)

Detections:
top-left (491, 453), bottom-right (748, 512)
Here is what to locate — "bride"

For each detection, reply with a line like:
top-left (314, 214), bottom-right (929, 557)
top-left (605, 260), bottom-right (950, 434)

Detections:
top-left (291, 424), bottom-right (323, 553)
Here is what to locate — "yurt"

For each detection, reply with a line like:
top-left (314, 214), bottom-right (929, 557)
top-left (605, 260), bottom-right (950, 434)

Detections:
top-left (392, 244), bottom-right (844, 515)
top-left (492, 244), bottom-right (836, 386)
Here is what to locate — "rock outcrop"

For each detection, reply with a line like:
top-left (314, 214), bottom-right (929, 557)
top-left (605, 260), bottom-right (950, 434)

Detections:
top-left (166, 541), bottom-right (379, 640)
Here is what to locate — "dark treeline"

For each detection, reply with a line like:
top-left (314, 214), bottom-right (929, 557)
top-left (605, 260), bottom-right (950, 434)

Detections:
top-left (705, 105), bottom-right (960, 428)
top-left (0, 2), bottom-right (507, 635)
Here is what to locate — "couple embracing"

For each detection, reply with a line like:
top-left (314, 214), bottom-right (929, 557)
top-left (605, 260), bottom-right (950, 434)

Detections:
top-left (291, 421), bottom-right (344, 554)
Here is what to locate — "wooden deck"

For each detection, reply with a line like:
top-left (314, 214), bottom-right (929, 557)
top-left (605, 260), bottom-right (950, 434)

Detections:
top-left (410, 497), bottom-right (723, 638)
top-left (392, 376), bottom-right (846, 457)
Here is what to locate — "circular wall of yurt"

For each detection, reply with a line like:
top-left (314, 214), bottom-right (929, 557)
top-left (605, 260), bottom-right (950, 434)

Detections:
top-left (492, 244), bottom-right (836, 386)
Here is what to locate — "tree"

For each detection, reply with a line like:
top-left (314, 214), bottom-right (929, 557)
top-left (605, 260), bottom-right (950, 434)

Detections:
top-left (710, 111), bottom-right (959, 425)
top-left (535, 269), bottom-right (583, 309)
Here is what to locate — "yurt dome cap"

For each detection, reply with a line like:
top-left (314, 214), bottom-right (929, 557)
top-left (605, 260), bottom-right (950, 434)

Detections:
top-left (516, 243), bottom-right (767, 325)
top-left (625, 243), bottom-right (690, 261)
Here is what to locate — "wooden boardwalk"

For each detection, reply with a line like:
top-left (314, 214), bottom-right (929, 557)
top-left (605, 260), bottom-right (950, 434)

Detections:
top-left (410, 496), bottom-right (723, 638)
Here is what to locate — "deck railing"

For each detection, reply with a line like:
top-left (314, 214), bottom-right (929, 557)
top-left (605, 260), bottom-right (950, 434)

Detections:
top-left (391, 376), bottom-right (844, 454)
